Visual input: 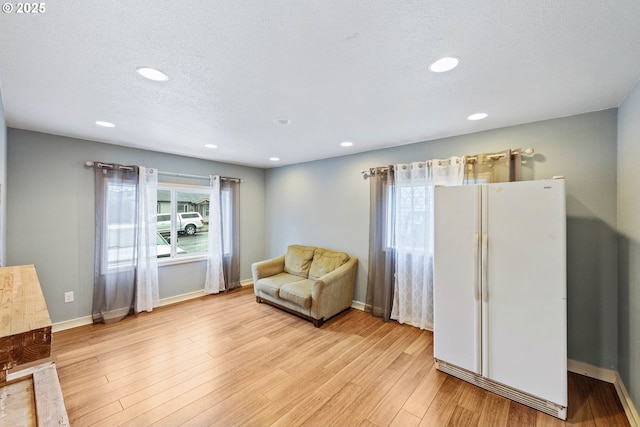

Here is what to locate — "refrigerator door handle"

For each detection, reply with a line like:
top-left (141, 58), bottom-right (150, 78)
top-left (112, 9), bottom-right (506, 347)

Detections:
top-left (474, 233), bottom-right (480, 301)
top-left (481, 232), bottom-right (489, 376)
top-left (475, 234), bottom-right (482, 374)
top-left (482, 234), bottom-right (489, 302)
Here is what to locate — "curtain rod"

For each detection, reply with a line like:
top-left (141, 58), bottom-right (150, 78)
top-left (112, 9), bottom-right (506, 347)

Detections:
top-left (360, 147), bottom-right (534, 175)
top-left (85, 161), bottom-right (241, 182)
top-left (85, 161), bottom-right (135, 171)
top-left (158, 170), bottom-right (241, 183)
top-left (466, 147), bottom-right (535, 164)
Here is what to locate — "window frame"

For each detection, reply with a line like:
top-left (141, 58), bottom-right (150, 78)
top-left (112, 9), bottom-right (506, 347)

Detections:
top-left (388, 182), bottom-right (432, 253)
top-left (157, 182), bottom-right (210, 265)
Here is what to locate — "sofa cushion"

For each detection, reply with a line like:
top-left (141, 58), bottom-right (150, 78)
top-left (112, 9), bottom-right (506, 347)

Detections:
top-left (284, 245), bottom-right (316, 278)
top-left (309, 249), bottom-right (350, 280)
top-left (279, 279), bottom-right (314, 309)
top-left (255, 272), bottom-right (302, 299)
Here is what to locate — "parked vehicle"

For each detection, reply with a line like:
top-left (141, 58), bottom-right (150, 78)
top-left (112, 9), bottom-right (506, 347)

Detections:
top-left (106, 228), bottom-right (186, 268)
top-left (156, 232), bottom-right (186, 257)
top-left (157, 212), bottom-right (204, 236)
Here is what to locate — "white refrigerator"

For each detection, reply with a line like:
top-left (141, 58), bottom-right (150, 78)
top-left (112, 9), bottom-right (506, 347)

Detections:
top-left (433, 179), bottom-right (567, 419)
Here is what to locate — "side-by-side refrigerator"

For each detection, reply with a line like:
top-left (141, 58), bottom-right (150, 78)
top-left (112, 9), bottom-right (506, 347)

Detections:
top-left (433, 179), bottom-right (567, 419)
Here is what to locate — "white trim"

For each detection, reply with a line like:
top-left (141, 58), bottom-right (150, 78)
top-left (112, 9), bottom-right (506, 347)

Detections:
top-left (351, 300), bottom-right (366, 311)
top-left (615, 372), bottom-right (640, 427)
top-left (157, 289), bottom-right (205, 307)
top-left (568, 359), bottom-right (640, 427)
top-left (158, 254), bottom-right (208, 267)
top-left (568, 359), bottom-right (617, 383)
top-left (53, 281), bottom-right (254, 333)
top-left (52, 315), bottom-right (93, 333)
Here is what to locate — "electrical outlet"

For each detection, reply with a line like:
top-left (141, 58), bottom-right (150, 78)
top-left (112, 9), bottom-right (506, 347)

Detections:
top-left (64, 291), bottom-right (74, 303)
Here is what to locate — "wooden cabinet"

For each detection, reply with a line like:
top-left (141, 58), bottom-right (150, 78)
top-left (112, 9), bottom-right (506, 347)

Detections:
top-left (0, 264), bottom-right (52, 381)
top-left (0, 265), bottom-right (69, 426)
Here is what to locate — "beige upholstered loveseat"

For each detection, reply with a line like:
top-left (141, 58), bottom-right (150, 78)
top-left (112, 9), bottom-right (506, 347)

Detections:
top-left (252, 245), bottom-right (358, 327)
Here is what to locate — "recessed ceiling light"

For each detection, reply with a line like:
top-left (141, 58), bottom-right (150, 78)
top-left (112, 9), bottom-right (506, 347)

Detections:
top-left (136, 66), bottom-right (169, 82)
top-left (467, 113), bottom-right (488, 121)
top-left (273, 118), bottom-right (291, 125)
top-left (340, 141), bottom-right (354, 147)
top-left (269, 157), bottom-right (280, 162)
top-left (429, 57), bottom-right (460, 73)
top-left (205, 144), bottom-right (218, 149)
top-left (95, 121), bottom-right (115, 128)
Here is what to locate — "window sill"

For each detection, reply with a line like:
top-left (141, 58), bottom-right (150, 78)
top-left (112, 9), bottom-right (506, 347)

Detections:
top-left (158, 254), bottom-right (208, 267)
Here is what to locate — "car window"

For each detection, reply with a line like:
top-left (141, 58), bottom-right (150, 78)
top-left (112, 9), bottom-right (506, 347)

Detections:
top-left (156, 233), bottom-right (169, 245)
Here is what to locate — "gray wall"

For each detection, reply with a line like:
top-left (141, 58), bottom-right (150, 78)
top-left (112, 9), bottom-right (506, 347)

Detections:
top-left (6, 129), bottom-right (265, 323)
top-left (617, 80), bottom-right (640, 410)
top-left (4, 108), bottom-right (630, 400)
top-left (265, 109), bottom-right (619, 370)
top-left (0, 86), bottom-right (6, 267)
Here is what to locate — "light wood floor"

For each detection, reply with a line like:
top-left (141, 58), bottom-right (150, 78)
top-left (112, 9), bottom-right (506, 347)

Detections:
top-left (47, 286), bottom-right (630, 427)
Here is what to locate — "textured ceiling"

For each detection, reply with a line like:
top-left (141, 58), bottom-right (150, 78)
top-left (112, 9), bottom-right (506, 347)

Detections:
top-left (1, 1), bottom-right (640, 168)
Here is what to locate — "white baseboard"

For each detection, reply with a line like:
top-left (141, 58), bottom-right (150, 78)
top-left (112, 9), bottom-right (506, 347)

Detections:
top-left (568, 359), bottom-right (640, 427)
top-left (568, 359), bottom-right (617, 383)
top-left (351, 300), bottom-right (365, 311)
top-left (157, 289), bottom-right (205, 308)
top-left (614, 371), bottom-right (640, 427)
top-left (51, 315), bottom-right (93, 333)
top-left (52, 280), bottom-right (255, 333)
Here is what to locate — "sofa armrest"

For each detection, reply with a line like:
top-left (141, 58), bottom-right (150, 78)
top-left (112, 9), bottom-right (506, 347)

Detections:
top-left (251, 255), bottom-right (285, 284)
top-left (311, 256), bottom-right (358, 320)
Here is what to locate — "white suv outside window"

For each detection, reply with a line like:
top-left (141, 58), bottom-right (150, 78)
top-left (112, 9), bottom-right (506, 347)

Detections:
top-left (157, 212), bottom-right (204, 236)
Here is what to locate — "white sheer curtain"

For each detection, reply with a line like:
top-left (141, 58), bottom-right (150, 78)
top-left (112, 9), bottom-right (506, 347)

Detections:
top-left (204, 175), bottom-right (225, 294)
top-left (135, 166), bottom-right (159, 313)
top-left (391, 157), bottom-right (465, 330)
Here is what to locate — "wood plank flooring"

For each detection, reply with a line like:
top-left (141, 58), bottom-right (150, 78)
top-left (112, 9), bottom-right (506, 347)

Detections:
top-left (46, 286), bottom-right (630, 427)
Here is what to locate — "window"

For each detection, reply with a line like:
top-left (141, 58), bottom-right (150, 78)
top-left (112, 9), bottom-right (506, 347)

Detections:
top-left (386, 183), bottom-right (440, 253)
top-left (181, 213), bottom-right (200, 219)
top-left (157, 185), bottom-right (209, 260)
top-left (102, 181), bottom-right (137, 272)
top-left (395, 183), bottom-right (430, 252)
top-left (155, 180), bottom-right (234, 262)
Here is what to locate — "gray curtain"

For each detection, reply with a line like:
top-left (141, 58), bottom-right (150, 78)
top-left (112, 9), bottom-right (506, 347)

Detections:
top-left (93, 163), bottom-right (139, 324)
top-left (365, 166), bottom-right (396, 321)
top-left (464, 149), bottom-right (522, 183)
top-left (222, 178), bottom-right (241, 290)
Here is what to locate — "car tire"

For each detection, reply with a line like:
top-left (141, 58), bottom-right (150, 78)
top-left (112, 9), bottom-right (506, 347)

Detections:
top-left (185, 224), bottom-right (196, 236)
